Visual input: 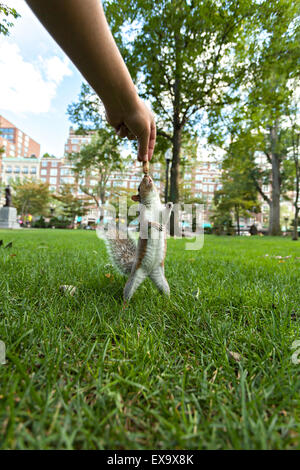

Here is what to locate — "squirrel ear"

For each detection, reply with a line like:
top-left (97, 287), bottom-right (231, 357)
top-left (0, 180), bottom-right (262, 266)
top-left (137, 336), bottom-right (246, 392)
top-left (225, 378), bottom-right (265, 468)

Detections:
top-left (131, 194), bottom-right (140, 202)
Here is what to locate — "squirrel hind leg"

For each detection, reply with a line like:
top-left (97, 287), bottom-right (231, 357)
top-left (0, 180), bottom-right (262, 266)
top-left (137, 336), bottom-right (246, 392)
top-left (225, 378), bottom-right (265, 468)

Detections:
top-left (149, 267), bottom-right (170, 296)
top-left (123, 268), bottom-right (146, 301)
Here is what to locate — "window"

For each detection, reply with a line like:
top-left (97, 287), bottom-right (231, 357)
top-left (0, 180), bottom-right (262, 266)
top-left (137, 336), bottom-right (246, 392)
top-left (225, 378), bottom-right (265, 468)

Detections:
top-left (41, 169), bottom-right (47, 176)
top-left (51, 162), bottom-right (58, 167)
top-left (195, 183), bottom-right (202, 189)
top-left (209, 185), bottom-right (214, 192)
top-left (42, 161), bottom-right (48, 167)
top-left (23, 167), bottom-right (28, 174)
top-left (0, 128), bottom-right (15, 141)
top-left (184, 173), bottom-right (191, 180)
top-left (195, 174), bottom-right (202, 181)
top-left (31, 167), bottom-right (37, 174)
top-left (61, 176), bottom-right (75, 184)
top-left (71, 138), bottom-right (79, 144)
top-left (50, 169), bottom-right (57, 176)
top-left (14, 167), bottom-right (20, 174)
top-left (50, 177), bottom-right (57, 185)
top-left (6, 166), bottom-right (12, 173)
top-left (41, 177), bottom-right (47, 183)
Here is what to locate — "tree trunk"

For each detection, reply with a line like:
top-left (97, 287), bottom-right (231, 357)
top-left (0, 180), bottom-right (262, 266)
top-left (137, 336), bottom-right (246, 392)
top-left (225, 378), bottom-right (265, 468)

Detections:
top-left (292, 149), bottom-right (299, 241)
top-left (292, 206), bottom-right (299, 241)
top-left (268, 124), bottom-right (281, 236)
top-left (235, 205), bottom-right (240, 235)
top-left (170, 126), bottom-right (182, 204)
top-left (169, 32), bottom-right (182, 205)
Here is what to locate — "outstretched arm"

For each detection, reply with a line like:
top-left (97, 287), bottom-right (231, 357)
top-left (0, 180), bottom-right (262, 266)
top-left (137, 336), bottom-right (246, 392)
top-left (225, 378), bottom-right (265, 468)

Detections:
top-left (25, 0), bottom-right (156, 162)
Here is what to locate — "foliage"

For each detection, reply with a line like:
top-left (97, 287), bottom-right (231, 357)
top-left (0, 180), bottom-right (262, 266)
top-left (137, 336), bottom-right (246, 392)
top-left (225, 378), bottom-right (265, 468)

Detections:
top-left (67, 82), bottom-right (103, 133)
top-left (285, 84), bottom-right (300, 240)
top-left (67, 0), bottom-right (291, 203)
top-left (68, 128), bottom-right (126, 207)
top-left (208, 1), bottom-right (300, 235)
top-left (0, 2), bottom-right (19, 36)
top-left (53, 184), bottom-right (90, 223)
top-left (213, 160), bottom-right (260, 234)
top-left (11, 180), bottom-right (51, 217)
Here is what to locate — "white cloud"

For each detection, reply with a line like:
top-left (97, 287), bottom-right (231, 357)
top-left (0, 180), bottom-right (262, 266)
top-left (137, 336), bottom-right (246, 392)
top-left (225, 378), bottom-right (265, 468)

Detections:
top-left (0, 41), bottom-right (72, 114)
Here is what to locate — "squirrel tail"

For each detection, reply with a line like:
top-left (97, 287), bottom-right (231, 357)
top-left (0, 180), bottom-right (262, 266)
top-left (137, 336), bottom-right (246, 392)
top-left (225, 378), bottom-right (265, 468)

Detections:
top-left (98, 226), bottom-right (136, 275)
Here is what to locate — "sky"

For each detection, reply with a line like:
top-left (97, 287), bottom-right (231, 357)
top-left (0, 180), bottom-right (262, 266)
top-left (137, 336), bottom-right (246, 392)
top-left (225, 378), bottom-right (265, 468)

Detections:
top-left (0, 0), bottom-right (84, 157)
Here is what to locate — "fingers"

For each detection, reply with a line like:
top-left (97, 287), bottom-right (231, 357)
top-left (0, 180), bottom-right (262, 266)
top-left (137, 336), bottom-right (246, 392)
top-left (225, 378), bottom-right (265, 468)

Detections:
top-left (137, 127), bottom-right (150, 162)
top-left (137, 119), bottom-right (156, 161)
top-left (108, 100), bottom-right (156, 162)
top-left (116, 124), bottom-right (136, 140)
top-left (148, 120), bottom-right (156, 160)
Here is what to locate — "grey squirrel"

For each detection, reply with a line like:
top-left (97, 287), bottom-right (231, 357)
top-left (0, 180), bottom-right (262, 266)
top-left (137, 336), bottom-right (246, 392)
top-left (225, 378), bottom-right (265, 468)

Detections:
top-left (100, 174), bottom-right (173, 301)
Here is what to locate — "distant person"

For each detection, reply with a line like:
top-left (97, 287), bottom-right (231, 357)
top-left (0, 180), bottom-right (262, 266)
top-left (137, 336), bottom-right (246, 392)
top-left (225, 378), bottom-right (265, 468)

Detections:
top-left (25, 0), bottom-right (156, 163)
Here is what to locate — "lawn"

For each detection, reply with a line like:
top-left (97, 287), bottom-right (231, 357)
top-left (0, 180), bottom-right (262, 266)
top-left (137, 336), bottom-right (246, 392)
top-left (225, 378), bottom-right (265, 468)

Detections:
top-left (0, 229), bottom-right (300, 450)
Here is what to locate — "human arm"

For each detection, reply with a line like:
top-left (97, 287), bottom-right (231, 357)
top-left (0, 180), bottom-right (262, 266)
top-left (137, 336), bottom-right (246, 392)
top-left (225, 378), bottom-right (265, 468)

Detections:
top-left (25, 0), bottom-right (156, 161)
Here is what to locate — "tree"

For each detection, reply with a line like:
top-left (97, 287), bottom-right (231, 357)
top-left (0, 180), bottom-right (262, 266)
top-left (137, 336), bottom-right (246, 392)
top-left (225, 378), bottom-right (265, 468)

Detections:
top-left (11, 180), bottom-right (51, 217)
top-left (0, 3), bottom-right (19, 36)
top-left (68, 0), bottom-right (290, 204)
top-left (208, 1), bottom-right (299, 235)
top-left (53, 184), bottom-right (90, 223)
top-left (221, 126), bottom-right (294, 235)
top-left (289, 124), bottom-right (300, 241)
top-left (285, 86), bottom-right (300, 240)
top-left (68, 128), bottom-right (126, 210)
top-left (214, 158), bottom-right (260, 235)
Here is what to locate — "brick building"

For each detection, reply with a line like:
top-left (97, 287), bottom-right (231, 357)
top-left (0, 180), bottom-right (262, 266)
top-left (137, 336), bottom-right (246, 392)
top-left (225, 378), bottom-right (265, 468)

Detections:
top-left (0, 115), bottom-right (40, 160)
top-left (1, 121), bottom-right (296, 230)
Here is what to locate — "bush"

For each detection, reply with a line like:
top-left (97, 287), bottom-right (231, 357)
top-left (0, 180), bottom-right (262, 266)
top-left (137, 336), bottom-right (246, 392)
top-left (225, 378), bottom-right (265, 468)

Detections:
top-left (32, 216), bottom-right (47, 228)
top-left (48, 217), bottom-right (71, 229)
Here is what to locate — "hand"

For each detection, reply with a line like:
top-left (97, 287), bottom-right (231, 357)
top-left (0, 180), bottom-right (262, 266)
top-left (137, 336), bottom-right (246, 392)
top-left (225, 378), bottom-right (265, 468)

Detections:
top-left (105, 97), bottom-right (156, 162)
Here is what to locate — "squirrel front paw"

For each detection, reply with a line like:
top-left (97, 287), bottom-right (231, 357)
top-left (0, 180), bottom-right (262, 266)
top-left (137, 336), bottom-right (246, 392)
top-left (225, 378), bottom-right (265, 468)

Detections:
top-left (166, 202), bottom-right (173, 210)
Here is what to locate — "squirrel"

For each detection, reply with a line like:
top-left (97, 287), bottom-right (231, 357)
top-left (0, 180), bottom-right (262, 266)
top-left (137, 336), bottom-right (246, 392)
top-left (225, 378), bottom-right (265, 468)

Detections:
top-left (100, 174), bottom-right (173, 301)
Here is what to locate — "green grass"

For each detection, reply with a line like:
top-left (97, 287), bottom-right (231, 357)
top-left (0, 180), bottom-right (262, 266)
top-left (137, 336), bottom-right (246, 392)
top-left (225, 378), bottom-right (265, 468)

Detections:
top-left (0, 229), bottom-right (300, 450)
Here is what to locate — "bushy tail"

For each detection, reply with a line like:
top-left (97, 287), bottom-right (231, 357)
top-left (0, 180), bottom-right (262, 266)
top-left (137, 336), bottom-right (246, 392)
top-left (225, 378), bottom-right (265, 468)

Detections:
top-left (98, 226), bottom-right (136, 275)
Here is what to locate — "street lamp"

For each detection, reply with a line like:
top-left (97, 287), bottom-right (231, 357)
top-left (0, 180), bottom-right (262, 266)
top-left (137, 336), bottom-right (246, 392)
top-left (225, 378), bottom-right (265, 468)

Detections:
top-left (165, 149), bottom-right (172, 204)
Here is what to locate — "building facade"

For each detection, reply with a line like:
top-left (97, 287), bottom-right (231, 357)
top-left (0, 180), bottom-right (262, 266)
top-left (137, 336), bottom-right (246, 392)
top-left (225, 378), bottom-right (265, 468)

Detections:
top-left (0, 121), bottom-right (296, 230)
top-left (0, 115), bottom-right (40, 161)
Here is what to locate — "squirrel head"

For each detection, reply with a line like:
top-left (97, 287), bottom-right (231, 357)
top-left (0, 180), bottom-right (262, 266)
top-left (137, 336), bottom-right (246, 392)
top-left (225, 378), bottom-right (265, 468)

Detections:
top-left (131, 175), bottom-right (158, 203)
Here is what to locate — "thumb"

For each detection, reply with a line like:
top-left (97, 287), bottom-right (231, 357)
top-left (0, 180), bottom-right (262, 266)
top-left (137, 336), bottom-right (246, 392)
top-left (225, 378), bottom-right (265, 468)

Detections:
top-left (137, 128), bottom-right (150, 162)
